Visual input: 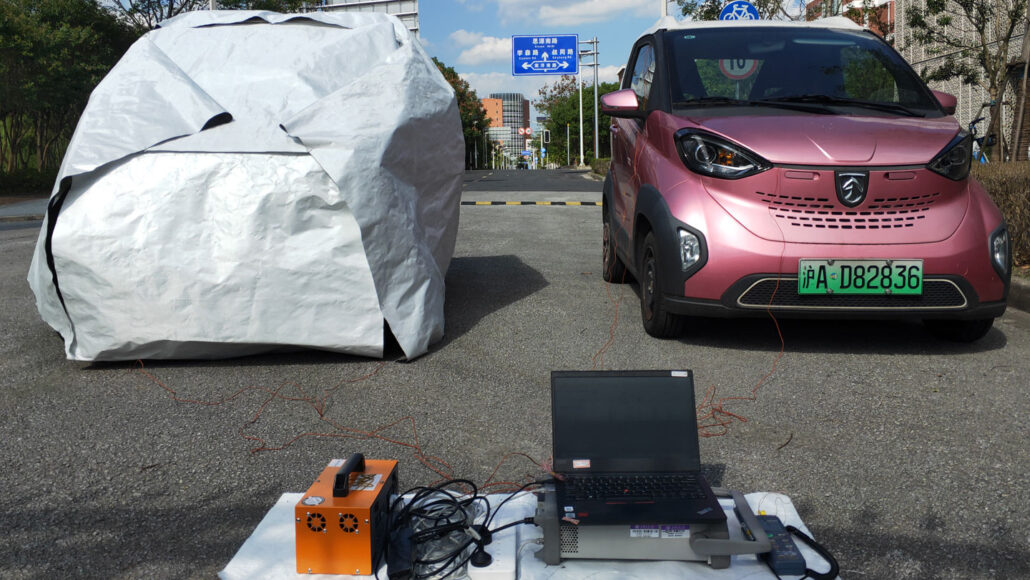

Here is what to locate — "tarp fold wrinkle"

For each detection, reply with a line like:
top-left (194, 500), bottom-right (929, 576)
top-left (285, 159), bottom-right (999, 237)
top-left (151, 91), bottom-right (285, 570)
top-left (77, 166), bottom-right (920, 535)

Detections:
top-left (27, 11), bottom-right (463, 361)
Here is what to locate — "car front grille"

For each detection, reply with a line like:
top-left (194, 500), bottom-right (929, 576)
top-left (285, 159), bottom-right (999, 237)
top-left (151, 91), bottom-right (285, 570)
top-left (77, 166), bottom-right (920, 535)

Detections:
top-left (756, 191), bottom-right (941, 230)
top-left (736, 277), bottom-right (967, 310)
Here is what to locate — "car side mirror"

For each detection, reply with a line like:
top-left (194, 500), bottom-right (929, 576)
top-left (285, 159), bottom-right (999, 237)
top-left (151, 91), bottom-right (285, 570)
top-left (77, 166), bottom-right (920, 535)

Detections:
top-left (932, 90), bottom-right (957, 115)
top-left (601, 89), bottom-right (647, 119)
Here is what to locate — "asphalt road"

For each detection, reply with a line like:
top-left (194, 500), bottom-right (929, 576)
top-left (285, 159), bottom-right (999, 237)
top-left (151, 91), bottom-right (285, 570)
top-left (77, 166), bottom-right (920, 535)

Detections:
top-left (1, 169), bottom-right (1028, 579)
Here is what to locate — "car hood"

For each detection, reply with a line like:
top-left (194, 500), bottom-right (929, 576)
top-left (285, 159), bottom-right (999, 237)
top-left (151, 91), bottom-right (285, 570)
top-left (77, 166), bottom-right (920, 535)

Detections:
top-left (684, 113), bottom-right (960, 165)
top-left (662, 112), bottom-right (972, 245)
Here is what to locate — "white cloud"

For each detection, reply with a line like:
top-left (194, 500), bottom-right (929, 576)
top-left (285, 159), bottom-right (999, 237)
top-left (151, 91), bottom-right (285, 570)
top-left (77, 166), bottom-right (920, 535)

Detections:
top-left (454, 0), bottom-right (485, 11)
top-left (454, 34), bottom-right (511, 66)
top-left (494, 0), bottom-right (658, 26)
top-left (538, 0), bottom-right (655, 26)
top-left (597, 65), bottom-right (622, 85)
top-left (449, 29), bottom-right (483, 47)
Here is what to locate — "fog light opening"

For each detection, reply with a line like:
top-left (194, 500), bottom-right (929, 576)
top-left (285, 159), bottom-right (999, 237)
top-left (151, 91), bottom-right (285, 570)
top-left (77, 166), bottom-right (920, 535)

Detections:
top-left (678, 229), bottom-right (701, 272)
top-left (990, 226), bottom-right (1010, 277)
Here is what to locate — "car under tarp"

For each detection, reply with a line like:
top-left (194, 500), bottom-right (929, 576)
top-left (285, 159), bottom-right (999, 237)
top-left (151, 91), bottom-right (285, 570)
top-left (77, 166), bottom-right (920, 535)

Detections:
top-left (27, 10), bottom-right (463, 361)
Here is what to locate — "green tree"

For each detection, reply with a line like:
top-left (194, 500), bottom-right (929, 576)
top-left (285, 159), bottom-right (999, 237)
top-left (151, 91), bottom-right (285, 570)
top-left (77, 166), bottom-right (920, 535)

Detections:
top-left (905, 0), bottom-right (1027, 160)
top-left (216, 0), bottom-right (304, 11)
top-left (0, 0), bottom-right (137, 181)
top-left (105, 0), bottom-right (205, 30)
top-left (105, 0), bottom-right (305, 30)
top-left (433, 58), bottom-right (489, 170)
top-left (535, 75), bottom-right (619, 166)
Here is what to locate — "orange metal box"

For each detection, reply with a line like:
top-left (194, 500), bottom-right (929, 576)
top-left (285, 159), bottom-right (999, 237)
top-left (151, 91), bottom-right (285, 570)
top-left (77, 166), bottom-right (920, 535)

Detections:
top-left (295, 455), bottom-right (398, 575)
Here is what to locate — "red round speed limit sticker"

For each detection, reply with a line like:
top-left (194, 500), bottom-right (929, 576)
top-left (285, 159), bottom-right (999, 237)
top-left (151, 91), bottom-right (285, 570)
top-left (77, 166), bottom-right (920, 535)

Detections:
top-left (718, 58), bottom-right (758, 80)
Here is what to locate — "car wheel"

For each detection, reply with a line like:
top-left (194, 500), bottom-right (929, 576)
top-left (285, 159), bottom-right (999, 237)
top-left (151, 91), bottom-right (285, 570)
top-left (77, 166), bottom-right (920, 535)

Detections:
top-left (602, 206), bottom-right (629, 283)
top-left (639, 231), bottom-right (684, 338)
top-left (923, 318), bottom-right (994, 342)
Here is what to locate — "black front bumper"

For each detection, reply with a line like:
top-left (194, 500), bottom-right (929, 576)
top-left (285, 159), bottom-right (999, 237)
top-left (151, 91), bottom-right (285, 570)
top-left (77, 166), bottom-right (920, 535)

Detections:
top-left (662, 274), bottom-right (1008, 320)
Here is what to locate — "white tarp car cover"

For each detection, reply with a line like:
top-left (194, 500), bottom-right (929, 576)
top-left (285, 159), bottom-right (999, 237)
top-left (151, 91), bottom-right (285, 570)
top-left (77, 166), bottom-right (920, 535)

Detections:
top-left (27, 11), bottom-right (463, 361)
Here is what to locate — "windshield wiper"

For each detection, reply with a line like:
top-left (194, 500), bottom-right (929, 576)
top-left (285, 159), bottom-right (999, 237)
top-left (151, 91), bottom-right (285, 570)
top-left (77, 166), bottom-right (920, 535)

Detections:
top-left (673, 96), bottom-right (834, 114)
top-left (672, 97), bottom-right (753, 107)
top-left (758, 95), bottom-right (925, 117)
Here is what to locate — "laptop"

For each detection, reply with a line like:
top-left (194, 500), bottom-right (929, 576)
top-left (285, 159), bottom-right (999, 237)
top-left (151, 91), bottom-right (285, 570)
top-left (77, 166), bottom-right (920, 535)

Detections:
top-left (550, 370), bottom-right (726, 525)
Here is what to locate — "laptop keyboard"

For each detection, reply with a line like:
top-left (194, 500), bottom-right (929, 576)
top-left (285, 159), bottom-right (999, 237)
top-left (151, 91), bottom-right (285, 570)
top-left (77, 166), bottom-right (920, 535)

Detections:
top-left (564, 473), bottom-right (707, 502)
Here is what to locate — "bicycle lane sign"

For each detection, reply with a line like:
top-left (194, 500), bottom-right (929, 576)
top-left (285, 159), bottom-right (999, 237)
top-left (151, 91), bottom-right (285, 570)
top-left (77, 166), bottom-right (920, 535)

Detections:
top-left (719, 0), bottom-right (760, 20)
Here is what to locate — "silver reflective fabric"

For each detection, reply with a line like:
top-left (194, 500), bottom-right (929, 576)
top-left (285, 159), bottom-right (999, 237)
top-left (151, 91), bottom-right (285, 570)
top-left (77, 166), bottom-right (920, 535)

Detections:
top-left (28, 11), bottom-right (463, 361)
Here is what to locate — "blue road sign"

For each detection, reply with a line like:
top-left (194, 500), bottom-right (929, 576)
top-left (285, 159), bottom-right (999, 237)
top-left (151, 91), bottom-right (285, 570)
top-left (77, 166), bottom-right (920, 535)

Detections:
top-left (719, 0), bottom-right (760, 20)
top-left (512, 35), bottom-right (579, 76)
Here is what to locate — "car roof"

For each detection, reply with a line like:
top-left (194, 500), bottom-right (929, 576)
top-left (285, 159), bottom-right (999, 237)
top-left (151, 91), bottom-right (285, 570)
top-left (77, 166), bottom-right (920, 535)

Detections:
top-left (643, 15), bottom-right (864, 37)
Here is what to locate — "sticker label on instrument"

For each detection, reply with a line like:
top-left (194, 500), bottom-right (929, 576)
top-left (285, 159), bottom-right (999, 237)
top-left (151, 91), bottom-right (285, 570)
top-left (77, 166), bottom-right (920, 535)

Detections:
top-left (661, 525), bottom-right (690, 539)
top-left (630, 525), bottom-right (661, 538)
top-left (572, 459), bottom-right (591, 469)
top-left (350, 473), bottom-right (381, 491)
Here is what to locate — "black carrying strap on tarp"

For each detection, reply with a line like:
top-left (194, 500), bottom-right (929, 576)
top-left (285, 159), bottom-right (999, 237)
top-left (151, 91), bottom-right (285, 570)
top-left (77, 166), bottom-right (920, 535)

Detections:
top-left (41, 112), bottom-right (235, 336)
top-left (44, 176), bottom-right (74, 319)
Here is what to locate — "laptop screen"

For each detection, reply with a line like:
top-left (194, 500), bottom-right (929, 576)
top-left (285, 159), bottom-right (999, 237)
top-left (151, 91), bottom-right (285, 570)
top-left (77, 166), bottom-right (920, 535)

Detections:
top-left (550, 370), bottom-right (701, 474)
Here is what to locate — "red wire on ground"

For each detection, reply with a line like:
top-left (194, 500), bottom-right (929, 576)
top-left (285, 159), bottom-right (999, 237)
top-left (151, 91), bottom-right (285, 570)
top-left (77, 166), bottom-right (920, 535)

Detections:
top-left (137, 360), bottom-right (456, 481)
top-left (695, 207), bottom-right (790, 437)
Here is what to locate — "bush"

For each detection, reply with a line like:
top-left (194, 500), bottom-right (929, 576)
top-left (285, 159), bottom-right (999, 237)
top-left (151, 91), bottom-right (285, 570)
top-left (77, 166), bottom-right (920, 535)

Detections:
top-left (590, 157), bottom-right (611, 177)
top-left (973, 163), bottom-right (1030, 267)
top-left (0, 168), bottom-right (56, 195)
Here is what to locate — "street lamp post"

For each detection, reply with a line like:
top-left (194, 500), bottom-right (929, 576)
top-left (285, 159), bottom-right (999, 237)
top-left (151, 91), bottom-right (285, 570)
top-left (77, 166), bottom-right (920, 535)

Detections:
top-left (578, 71), bottom-right (585, 167)
top-left (579, 39), bottom-right (600, 163)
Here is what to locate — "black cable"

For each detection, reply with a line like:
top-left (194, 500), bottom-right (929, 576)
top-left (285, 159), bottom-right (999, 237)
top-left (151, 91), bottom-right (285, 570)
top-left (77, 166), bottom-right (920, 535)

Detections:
top-left (385, 478), bottom-right (549, 580)
top-left (386, 479), bottom-right (489, 580)
top-left (489, 516), bottom-right (536, 535)
top-left (485, 479), bottom-right (553, 527)
top-left (786, 525), bottom-right (840, 580)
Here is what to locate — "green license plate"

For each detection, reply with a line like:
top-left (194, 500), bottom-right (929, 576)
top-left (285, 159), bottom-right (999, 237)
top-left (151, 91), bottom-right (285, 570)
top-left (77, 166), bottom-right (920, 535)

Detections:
top-left (798, 259), bottom-right (923, 295)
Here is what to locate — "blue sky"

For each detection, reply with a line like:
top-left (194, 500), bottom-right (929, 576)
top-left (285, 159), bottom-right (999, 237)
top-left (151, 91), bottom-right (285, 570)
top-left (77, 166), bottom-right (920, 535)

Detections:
top-left (420, 0), bottom-right (680, 124)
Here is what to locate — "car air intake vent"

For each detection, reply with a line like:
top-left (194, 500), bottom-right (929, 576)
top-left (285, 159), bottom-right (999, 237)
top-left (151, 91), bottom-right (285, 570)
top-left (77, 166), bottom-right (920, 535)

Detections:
top-left (757, 191), bottom-right (936, 230)
top-left (867, 192), bottom-right (941, 211)
top-left (756, 191), bottom-right (834, 210)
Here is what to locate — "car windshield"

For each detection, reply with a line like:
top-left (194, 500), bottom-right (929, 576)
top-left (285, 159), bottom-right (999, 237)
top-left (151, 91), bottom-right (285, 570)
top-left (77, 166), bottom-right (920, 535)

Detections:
top-left (665, 26), bottom-right (941, 117)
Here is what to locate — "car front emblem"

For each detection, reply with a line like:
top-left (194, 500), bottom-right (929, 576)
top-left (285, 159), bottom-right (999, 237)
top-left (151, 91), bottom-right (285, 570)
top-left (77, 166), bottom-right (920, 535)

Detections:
top-left (835, 171), bottom-right (868, 208)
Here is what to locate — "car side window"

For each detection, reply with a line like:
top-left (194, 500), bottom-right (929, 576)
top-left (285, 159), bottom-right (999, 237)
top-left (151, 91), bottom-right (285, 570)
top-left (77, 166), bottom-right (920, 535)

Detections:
top-left (629, 44), bottom-right (655, 110)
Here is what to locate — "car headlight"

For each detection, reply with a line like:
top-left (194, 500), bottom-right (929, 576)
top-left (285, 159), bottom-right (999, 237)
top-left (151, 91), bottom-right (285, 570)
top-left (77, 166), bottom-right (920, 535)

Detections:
top-left (928, 131), bottom-right (972, 181)
top-left (675, 130), bottom-right (771, 180)
top-left (678, 228), bottom-right (701, 271)
top-left (989, 224), bottom-right (1010, 278)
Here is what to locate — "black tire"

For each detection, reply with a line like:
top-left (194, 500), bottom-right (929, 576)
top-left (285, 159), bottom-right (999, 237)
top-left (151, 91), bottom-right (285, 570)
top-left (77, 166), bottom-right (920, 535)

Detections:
top-left (602, 206), bottom-right (629, 283)
top-left (639, 231), bottom-right (685, 338)
top-left (923, 318), bottom-right (994, 342)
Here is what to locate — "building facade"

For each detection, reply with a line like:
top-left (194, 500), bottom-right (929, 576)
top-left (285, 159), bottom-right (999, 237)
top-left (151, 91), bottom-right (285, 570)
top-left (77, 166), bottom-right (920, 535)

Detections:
top-left (488, 92), bottom-right (530, 160)
top-left (806, 0), bottom-right (1028, 159)
top-left (895, 0), bottom-right (1027, 159)
top-left (481, 98), bottom-right (504, 128)
top-left (306, 0), bottom-right (419, 35)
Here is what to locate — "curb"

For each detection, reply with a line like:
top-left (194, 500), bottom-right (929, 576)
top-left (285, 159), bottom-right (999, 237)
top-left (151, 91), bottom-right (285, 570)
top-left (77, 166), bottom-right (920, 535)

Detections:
top-left (0, 214), bottom-right (43, 223)
top-left (1009, 276), bottom-right (1030, 314)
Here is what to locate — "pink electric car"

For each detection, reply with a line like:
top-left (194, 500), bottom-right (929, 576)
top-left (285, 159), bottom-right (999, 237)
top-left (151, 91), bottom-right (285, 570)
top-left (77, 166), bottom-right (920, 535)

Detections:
top-left (601, 18), bottom-right (1010, 342)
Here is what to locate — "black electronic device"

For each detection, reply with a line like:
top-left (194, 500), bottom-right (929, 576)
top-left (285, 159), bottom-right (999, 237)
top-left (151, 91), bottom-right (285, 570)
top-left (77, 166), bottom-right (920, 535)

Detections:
top-left (549, 370), bottom-right (725, 525)
top-left (754, 515), bottom-right (806, 576)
